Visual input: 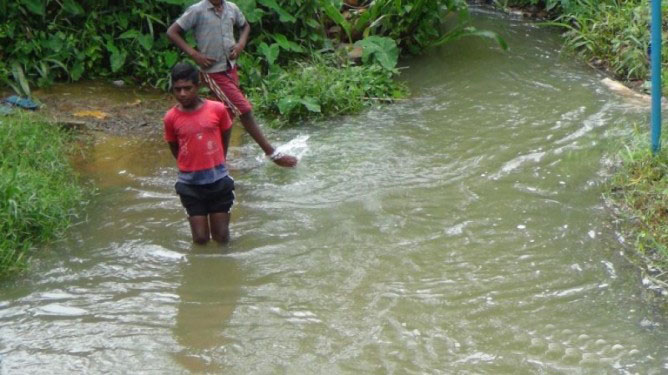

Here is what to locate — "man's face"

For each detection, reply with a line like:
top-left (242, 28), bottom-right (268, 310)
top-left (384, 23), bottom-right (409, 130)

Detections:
top-left (208, 0), bottom-right (222, 6)
top-left (172, 79), bottom-right (199, 108)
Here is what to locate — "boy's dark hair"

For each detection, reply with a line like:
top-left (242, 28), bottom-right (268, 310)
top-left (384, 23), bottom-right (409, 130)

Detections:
top-left (171, 62), bottom-right (200, 85)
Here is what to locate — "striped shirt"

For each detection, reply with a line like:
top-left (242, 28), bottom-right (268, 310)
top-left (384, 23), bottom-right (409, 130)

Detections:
top-left (176, 0), bottom-right (247, 73)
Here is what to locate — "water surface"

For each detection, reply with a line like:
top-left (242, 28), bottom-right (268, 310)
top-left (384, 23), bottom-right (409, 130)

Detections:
top-left (1, 10), bottom-right (666, 374)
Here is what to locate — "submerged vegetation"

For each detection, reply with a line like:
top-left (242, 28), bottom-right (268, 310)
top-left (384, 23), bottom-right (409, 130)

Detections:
top-left (0, 114), bottom-right (87, 278)
top-left (608, 127), bottom-right (668, 276)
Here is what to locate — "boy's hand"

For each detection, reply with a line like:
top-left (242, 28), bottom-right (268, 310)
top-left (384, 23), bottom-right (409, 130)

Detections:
top-left (272, 154), bottom-right (298, 168)
top-left (192, 51), bottom-right (217, 69)
top-left (229, 43), bottom-right (244, 60)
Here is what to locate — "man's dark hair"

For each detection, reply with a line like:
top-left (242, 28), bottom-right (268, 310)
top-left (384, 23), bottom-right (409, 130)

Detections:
top-left (171, 62), bottom-right (200, 85)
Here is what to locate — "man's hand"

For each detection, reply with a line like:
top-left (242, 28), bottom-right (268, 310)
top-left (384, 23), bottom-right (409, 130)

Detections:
top-left (272, 154), bottom-right (298, 168)
top-left (192, 51), bottom-right (217, 69)
top-left (229, 43), bottom-right (244, 60)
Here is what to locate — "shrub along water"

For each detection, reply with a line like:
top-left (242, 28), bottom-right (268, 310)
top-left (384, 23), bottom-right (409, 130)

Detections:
top-left (607, 127), bottom-right (668, 276)
top-left (0, 114), bottom-right (87, 278)
top-left (248, 54), bottom-right (407, 127)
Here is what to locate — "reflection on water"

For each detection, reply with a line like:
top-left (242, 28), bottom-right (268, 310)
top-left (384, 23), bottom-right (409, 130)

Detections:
top-left (173, 251), bottom-right (241, 373)
top-left (1, 8), bottom-right (668, 374)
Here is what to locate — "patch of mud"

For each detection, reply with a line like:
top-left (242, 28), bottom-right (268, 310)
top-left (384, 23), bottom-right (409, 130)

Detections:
top-left (33, 80), bottom-right (176, 138)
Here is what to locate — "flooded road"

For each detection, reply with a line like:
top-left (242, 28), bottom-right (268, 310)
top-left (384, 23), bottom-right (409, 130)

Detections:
top-left (1, 9), bottom-right (667, 374)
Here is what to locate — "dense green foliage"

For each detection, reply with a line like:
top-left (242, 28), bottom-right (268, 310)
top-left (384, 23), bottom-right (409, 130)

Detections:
top-left (0, 114), bottom-right (87, 278)
top-left (248, 55), bottom-right (407, 127)
top-left (553, 0), bottom-right (651, 82)
top-left (608, 127), bottom-right (668, 270)
top-left (1, 0), bottom-right (486, 90)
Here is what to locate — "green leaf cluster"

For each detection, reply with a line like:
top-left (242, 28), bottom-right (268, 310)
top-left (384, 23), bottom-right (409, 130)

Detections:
top-left (246, 54), bottom-right (407, 128)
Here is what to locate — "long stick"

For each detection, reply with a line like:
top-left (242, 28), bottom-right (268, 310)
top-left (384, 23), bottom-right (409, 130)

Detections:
top-left (200, 72), bottom-right (241, 118)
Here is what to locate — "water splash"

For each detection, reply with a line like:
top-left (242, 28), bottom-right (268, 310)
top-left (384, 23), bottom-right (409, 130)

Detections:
top-left (256, 134), bottom-right (310, 163)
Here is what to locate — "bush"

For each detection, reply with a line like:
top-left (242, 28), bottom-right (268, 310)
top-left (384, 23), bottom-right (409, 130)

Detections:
top-left (247, 55), bottom-right (407, 127)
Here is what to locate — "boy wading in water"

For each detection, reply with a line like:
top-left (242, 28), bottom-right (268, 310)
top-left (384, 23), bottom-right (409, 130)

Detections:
top-left (165, 63), bottom-right (236, 244)
top-left (166, 0), bottom-right (297, 168)
top-left (165, 63), bottom-right (291, 244)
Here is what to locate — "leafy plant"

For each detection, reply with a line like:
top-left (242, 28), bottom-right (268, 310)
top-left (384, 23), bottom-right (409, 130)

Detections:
top-left (245, 54), bottom-right (407, 127)
top-left (354, 36), bottom-right (399, 70)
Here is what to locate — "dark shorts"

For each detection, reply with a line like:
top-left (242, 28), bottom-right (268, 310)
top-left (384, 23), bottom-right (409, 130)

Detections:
top-left (175, 175), bottom-right (235, 217)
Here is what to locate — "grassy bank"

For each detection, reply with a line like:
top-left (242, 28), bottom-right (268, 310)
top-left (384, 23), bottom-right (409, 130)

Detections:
top-left (607, 128), bottom-right (668, 276)
top-left (0, 113), bottom-right (87, 279)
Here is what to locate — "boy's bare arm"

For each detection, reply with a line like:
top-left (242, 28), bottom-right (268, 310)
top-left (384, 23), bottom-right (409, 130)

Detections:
top-left (222, 128), bottom-right (232, 159)
top-left (168, 142), bottom-right (179, 159)
top-left (166, 23), bottom-right (216, 69)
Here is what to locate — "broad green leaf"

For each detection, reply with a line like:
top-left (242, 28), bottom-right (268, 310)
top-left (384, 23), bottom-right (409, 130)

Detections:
top-left (62, 0), bottom-right (84, 15)
top-left (354, 36), bottom-right (399, 70)
top-left (272, 34), bottom-right (304, 53)
top-left (138, 34), bottom-right (154, 50)
top-left (21, 0), bottom-right (44, 16)
top-left (106, 42), bottom-right (126, 72)
top-left (258, 42), bottom-right (280, 66)
top-left (46, 35), bottom-right (64, 52)
top-left (235, 0), bottom-right (264, 23)
top-left (277, 96), bottom-right (299, 114)
top-left (258, 0), bottom-right (295, 23)
top-left (70, 61), bottom-right (84, 81)
top-left (306, 18), bottom-right (320, 29)
top-left (319, 0), bottom-right (351, 42)
top-left (110, 51), bottom-right (127, 73)
top-left (164, 51), bottom-right (179, 67)
top-left (299, 97), bottom-right (321, 113)
top-left (116, 13), bottom-right (129, 29)
top-left (119, 30), bottom-right (141, 39)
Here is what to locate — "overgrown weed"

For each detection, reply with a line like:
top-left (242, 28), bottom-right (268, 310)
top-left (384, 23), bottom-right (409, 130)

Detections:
top-left (607, 125), bottom-right (668, 273)
top-left (247, 54), bottom-right (408, 128)
top-left (0, 113), bottom-right (88, 278)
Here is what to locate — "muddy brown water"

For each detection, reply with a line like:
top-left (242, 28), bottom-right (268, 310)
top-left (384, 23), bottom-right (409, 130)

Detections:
top-left (1, 9), bottom-right (667, 374)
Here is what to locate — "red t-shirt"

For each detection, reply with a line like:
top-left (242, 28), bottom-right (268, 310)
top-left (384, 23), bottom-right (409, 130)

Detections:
top-left (163, 100), bottom-right (232, 172)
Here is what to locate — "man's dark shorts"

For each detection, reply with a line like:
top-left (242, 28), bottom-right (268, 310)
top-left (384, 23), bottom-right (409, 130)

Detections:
top-left (175, 175), bottom-right (235, 217)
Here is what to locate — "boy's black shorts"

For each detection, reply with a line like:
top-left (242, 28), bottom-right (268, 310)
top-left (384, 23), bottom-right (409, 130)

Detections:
top-left (175, 175), bottom-right (235, 217)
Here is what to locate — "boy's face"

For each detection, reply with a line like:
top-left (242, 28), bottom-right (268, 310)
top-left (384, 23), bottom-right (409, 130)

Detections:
top-left (208, 0), bottom-right (223, 6)
top-left (172, 79), bottom-right (199, 109)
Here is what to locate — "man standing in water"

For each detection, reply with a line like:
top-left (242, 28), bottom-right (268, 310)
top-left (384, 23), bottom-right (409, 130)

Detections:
top-left (166, 0), bottom-right (297, 168)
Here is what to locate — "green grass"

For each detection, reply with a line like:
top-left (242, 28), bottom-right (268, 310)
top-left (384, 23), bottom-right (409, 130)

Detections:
top-left (0, 113), bottom-right (87, 279)
top-left (607, 126), bottom-right (668, 273)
